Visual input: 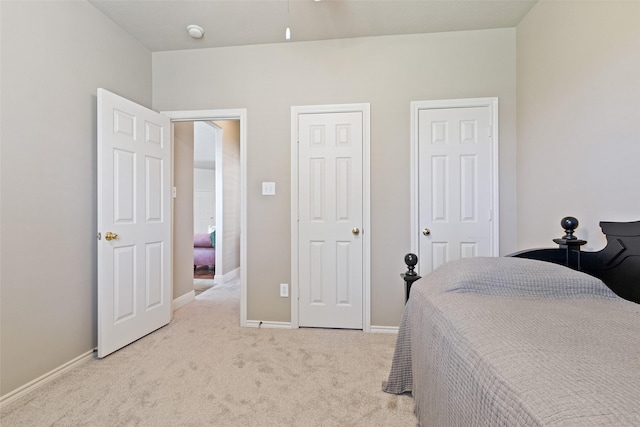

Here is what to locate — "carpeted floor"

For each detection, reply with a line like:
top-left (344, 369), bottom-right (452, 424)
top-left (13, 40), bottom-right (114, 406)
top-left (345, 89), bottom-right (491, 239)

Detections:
top-left (0, 279), bottom-right (416, 426)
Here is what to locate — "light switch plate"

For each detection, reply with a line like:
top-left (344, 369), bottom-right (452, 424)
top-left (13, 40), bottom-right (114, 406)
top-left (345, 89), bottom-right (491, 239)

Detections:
top-left (280, 283), bottom-right (289, 297)
top-left (262, 181), bottom-right (276, 196)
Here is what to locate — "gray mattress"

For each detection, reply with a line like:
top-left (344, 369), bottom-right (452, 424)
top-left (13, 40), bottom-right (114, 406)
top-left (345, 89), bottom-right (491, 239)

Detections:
top-left (383, 257), bottom-right (640, 427)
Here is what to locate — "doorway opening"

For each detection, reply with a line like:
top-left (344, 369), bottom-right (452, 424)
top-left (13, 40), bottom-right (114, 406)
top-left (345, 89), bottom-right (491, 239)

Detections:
top-left (165, 109), bottom-right (248, 326)
top-left (192, 121), bottom-right (232, 296)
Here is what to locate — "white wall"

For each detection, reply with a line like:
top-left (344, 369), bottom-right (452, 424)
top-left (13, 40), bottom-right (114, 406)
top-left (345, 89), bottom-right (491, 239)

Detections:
top-left (0, 1), bottom-right (152, 396)
top-left (516, 1), bottom-right (640, 250)
top-left (153, 29), bottom-right (518, 326)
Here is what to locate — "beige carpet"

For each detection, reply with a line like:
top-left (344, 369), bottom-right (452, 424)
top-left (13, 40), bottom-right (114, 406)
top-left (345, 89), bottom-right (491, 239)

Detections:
top-left (1, 279), bottom-right (416, 426)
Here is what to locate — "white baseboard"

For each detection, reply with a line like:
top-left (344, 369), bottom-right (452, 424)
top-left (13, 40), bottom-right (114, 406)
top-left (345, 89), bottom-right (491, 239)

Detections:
top-left (245, 320), bottom-right (292, 329)
top-left (370, 325), bottom-right (399, 334)
top-left (172, 290), bottom-right (195, 311)
top-left (214, 267), bottom-right (239, 285)
top-left (0, 349), bottom-right (94, 409)
top-left (244, 321), bottom-right (397, 333)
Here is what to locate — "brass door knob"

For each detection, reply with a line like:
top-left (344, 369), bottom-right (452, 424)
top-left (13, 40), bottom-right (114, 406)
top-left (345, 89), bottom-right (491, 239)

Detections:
top-left (105, 231), bottom-right (119, 241)
top-left (352, 227), bottom-right (360, 236)
top-left (422, 228), bottom-right (431, 236)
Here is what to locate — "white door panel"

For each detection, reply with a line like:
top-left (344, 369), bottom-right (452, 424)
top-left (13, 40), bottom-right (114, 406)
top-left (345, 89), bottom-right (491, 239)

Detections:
top-left (194, 190), bottom-right (215, 234)
top-left (298, 111), bottom-right (363, 329)
top-left (98, 88), bottom-right (172, 358)
top-left (418, 105), bottom-right (495, 276)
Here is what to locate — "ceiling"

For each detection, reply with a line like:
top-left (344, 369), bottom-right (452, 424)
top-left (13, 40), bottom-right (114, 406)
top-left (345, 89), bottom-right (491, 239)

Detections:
top-left (88, 0), bottom-right (538, 52)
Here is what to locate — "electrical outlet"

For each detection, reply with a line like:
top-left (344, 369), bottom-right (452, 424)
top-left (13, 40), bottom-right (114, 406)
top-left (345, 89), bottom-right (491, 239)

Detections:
top-left (279, 283), bottom-right (289, 298)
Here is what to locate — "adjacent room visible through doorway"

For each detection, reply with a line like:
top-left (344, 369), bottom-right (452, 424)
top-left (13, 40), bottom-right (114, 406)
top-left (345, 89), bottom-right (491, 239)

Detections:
top-left (165, 108), bottom-right (247, 325)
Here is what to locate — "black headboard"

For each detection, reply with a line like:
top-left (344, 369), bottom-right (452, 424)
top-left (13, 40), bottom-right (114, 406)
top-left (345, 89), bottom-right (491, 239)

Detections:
top-left (510, 219), bottom-right (640, 304)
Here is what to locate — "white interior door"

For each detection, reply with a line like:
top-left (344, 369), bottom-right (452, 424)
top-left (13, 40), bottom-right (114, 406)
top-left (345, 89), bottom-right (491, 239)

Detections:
top-left (194, 191), bottom-right (215, 234)
top-left (297, 111), bottom-right (364, 329)
top-left (97, 88), bottom-right (172, 358)
top-left (416, 101), bottom-right (498, 276)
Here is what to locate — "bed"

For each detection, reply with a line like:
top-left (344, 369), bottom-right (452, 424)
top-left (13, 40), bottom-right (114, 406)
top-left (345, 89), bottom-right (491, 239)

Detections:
top-left (383, 219), bottom-right (640, 426)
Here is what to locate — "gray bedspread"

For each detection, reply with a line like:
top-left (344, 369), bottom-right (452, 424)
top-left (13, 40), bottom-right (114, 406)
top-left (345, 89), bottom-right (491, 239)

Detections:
top-left (383, 257), bottom-right (640, 427)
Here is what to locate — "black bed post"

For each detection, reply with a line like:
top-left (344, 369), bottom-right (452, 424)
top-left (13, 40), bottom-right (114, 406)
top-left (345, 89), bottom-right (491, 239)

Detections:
top-left (552, 216), bottom-right (587, 270)
top-left (402, 253), bottom-right (421, 303)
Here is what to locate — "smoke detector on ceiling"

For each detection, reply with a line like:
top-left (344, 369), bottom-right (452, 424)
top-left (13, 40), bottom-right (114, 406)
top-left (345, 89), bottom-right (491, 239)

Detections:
top-left (187, 25), bottom-right (204, 39)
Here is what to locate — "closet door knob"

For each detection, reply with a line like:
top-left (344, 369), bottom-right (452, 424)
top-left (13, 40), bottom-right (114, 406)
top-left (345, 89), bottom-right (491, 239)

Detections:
top-left (352, 227), bottom-right (360, 236)
top-left (422, 228), bottom-right (431, 236)
top-left (105, 231), bottom-right (119, 241)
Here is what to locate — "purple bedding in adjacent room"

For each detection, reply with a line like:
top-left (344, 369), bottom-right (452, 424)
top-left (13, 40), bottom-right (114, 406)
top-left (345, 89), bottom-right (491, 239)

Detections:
top-left (194, 233), bottom-right (215, 267)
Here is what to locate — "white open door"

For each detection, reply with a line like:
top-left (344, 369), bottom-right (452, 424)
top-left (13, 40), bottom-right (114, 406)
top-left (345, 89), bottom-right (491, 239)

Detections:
top-left (97, 88), bottom-right (172, 358)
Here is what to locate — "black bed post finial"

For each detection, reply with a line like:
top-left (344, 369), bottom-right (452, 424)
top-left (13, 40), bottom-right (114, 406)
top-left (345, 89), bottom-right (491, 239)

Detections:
top-left (402, 253), bottom-right (421, 303)
top-left (553, 217), bottom-right (587, 270)
top-left (561, 216), bottom-right (579, 240)
top-left (405, 253), bottom-right (418, 276)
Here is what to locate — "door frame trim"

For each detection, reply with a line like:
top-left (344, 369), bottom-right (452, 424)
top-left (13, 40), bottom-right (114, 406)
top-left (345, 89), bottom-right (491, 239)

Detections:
top-left (162, 108), bottom-right (248, 327)
top-left (410, 98), bottom-right (500, 259)
top-left (290, 103), bottom-right (371, 331)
